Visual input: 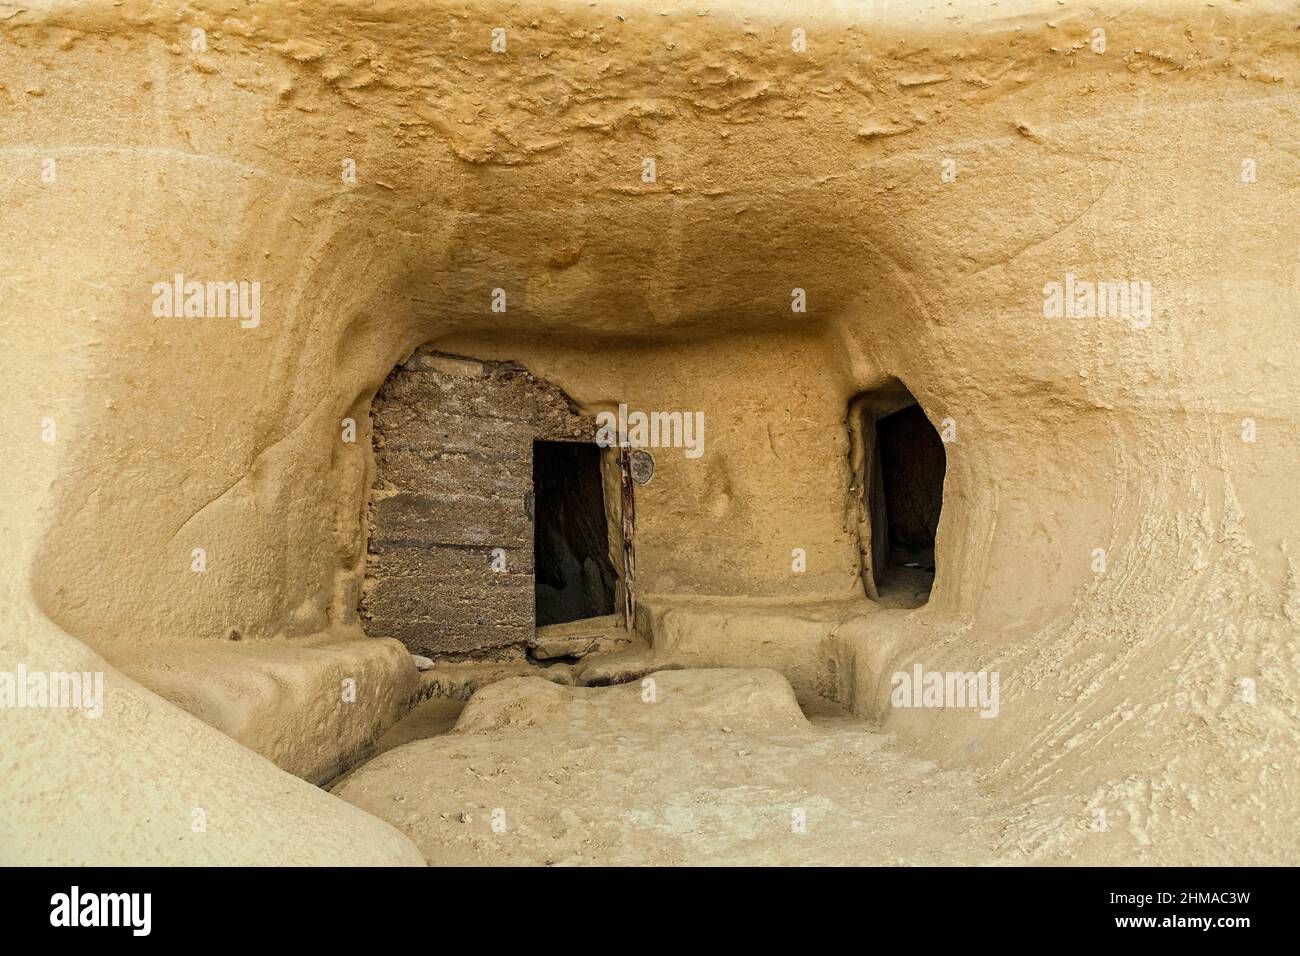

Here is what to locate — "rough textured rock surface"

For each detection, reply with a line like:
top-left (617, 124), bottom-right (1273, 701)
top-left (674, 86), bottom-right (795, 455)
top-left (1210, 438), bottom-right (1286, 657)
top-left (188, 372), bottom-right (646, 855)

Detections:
top-left (0, 607), bottom-right (425, 865)
top-left (454, 667), bottom-right (808, 735)
top-left (528, 613), bottom-right (634, 661)
top-left (115, 633), bottom-right (419, 784)
top-left (334, 668), bottom-right (1007, 866)
top-left (1, 0), bottom-right (1297, 864)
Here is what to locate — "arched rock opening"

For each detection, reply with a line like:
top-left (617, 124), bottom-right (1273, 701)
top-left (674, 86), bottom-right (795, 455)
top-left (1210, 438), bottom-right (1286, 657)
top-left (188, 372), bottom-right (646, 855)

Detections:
top-left (849, 382), bottom-right (946, 609)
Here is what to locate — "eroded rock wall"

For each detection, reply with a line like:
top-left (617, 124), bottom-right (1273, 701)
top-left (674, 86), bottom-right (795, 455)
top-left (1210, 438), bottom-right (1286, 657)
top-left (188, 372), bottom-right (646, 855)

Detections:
top-left (2, 0), bottom-right (1297, 864)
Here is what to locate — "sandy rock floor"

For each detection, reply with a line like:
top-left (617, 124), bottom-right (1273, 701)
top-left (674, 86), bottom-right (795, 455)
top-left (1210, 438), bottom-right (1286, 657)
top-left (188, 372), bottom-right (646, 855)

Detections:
top-left (332, 668), bottom-right (1011, 866)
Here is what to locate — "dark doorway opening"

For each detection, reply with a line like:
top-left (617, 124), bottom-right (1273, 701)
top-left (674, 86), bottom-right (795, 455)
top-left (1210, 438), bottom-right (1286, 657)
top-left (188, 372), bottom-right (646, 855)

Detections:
top-left (533, 441), bottom-right (618, 627)
top-left (851, 384), bottom-right (946, 608)
top-left (876, 403), bottom-right (944, 594)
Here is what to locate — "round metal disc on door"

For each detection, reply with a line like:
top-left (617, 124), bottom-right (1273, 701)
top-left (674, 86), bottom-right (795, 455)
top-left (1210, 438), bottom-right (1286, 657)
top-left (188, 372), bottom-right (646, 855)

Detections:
top-left (629, 449), bottom-right (655, 485)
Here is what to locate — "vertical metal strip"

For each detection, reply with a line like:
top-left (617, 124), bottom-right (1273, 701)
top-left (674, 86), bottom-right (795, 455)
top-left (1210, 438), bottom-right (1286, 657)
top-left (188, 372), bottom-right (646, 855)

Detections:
top-left (619, 447), bottom-right (637, 630)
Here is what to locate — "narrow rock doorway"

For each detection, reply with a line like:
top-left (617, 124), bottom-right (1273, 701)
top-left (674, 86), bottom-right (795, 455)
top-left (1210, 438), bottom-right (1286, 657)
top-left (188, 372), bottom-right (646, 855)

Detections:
top-left (849, 382), bottom-right (946, 608)
top-left (532, 441), bottom-right (619, 627)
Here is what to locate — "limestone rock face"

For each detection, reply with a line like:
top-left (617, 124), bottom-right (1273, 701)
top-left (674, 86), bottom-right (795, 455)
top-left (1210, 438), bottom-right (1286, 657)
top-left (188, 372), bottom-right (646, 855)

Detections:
top-left (453, 668), bottom-right (809, 735)
top-left (332, 667), bottom-right (1000, 866)
top-left (114, 635), bottom-right (420, 784)
top-left (0, 607), bottom-right (425, 866)
top-left (528, 614), bottom-right (634, 661)
top-left (1, 0), bottom-right (1297, 864)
